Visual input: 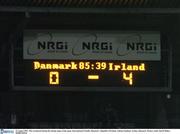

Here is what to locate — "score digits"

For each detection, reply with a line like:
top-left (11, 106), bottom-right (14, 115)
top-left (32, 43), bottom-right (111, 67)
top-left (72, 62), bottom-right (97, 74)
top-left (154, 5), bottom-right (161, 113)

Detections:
top-left (49, 71), bottom-right (134, 86)
top-left (123, 72), bottom-right (133, 85)
top-left (35, 61), bottom-right (145, 86)
top-left (49, 71), bottom-right (59, 85)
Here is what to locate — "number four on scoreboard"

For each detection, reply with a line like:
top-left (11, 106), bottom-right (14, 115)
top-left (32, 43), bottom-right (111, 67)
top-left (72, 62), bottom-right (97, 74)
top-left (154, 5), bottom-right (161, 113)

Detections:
top-left (123, 72), bottom-right (133, 85)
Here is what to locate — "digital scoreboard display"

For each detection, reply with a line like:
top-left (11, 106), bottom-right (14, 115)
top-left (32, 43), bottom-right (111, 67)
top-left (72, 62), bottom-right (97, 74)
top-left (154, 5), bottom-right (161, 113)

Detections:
top-left (12, 30), bottom-right (171, 91)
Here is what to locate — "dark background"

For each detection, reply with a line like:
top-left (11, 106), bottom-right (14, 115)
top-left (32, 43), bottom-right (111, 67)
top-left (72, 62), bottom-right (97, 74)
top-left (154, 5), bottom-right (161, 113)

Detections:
top-left (1, 0), bottom-right (180, 128)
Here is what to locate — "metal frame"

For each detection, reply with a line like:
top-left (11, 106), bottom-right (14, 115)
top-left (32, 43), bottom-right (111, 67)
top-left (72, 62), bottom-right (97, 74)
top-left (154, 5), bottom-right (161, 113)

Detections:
top-left (169, 40), bottom-right (173, 92)
top-left (10, 37), bottom-right (15, 91)
top-left (12, 86), bottom-right (171, 92)
top-left (1, 7), bottom-right (180, 14)
top-left (9, 14), bottom-right (29, 91)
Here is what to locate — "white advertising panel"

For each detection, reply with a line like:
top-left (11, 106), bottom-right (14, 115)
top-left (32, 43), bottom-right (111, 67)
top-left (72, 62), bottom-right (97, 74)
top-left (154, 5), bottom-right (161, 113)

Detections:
top-left (23, 31), bottom-right (161, 60)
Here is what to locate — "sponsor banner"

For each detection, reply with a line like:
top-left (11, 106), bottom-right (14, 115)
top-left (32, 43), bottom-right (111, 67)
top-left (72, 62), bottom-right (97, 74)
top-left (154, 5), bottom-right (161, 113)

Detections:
top-left (23, 31), bottom-right (161, 61)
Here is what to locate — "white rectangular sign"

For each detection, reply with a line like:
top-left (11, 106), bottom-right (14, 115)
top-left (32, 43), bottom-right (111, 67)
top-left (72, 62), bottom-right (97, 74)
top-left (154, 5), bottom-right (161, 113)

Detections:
top-left (23, 30), bottom-right (161, 60)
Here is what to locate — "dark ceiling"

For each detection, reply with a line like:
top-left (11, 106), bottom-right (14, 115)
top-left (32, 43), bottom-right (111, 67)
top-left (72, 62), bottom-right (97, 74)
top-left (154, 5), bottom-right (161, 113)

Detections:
top-left (0, 0), bottom-right (180, 8)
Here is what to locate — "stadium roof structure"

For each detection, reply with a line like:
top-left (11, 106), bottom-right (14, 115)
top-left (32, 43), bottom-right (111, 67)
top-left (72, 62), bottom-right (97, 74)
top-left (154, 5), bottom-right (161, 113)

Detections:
top-left (0, 0), bottom-right (180, 14)
top-left (0, 0), bottom-right (179, 8)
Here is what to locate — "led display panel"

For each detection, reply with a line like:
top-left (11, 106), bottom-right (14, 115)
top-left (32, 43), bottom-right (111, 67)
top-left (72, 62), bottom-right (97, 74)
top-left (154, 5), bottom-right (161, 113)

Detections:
top-left (12, 30), bottom-right (171, 91)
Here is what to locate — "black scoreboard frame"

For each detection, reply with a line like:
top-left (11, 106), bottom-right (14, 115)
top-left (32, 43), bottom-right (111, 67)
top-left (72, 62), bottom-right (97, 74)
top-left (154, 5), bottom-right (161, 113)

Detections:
top-left (10, 30), bottom-right (172, 92)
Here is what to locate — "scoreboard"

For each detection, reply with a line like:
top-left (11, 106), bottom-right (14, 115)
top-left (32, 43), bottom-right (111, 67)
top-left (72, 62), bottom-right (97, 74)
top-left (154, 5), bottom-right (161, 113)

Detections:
top-left (11, 30), bottom-right (172, 91)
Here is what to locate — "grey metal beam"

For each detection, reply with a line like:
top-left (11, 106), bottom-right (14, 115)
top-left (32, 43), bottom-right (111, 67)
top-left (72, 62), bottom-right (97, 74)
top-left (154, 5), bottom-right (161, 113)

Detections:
top-left (0, 6), bottom-right (180, 14)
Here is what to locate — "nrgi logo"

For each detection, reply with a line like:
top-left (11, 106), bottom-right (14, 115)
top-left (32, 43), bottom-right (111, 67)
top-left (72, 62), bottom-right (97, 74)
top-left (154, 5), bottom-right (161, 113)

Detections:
top-left (37, 41), bottom-right (68, 51)
top-left (27, 33), bottom-right (68, 55)
top-left (72, 34), bottom-right (113, 56)
top-left (82, 42), bottom-right (112, 51)
top-left (127, 42), bottom-right (157, 52)
top-left (116, 34), bottom-right (159, 56)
